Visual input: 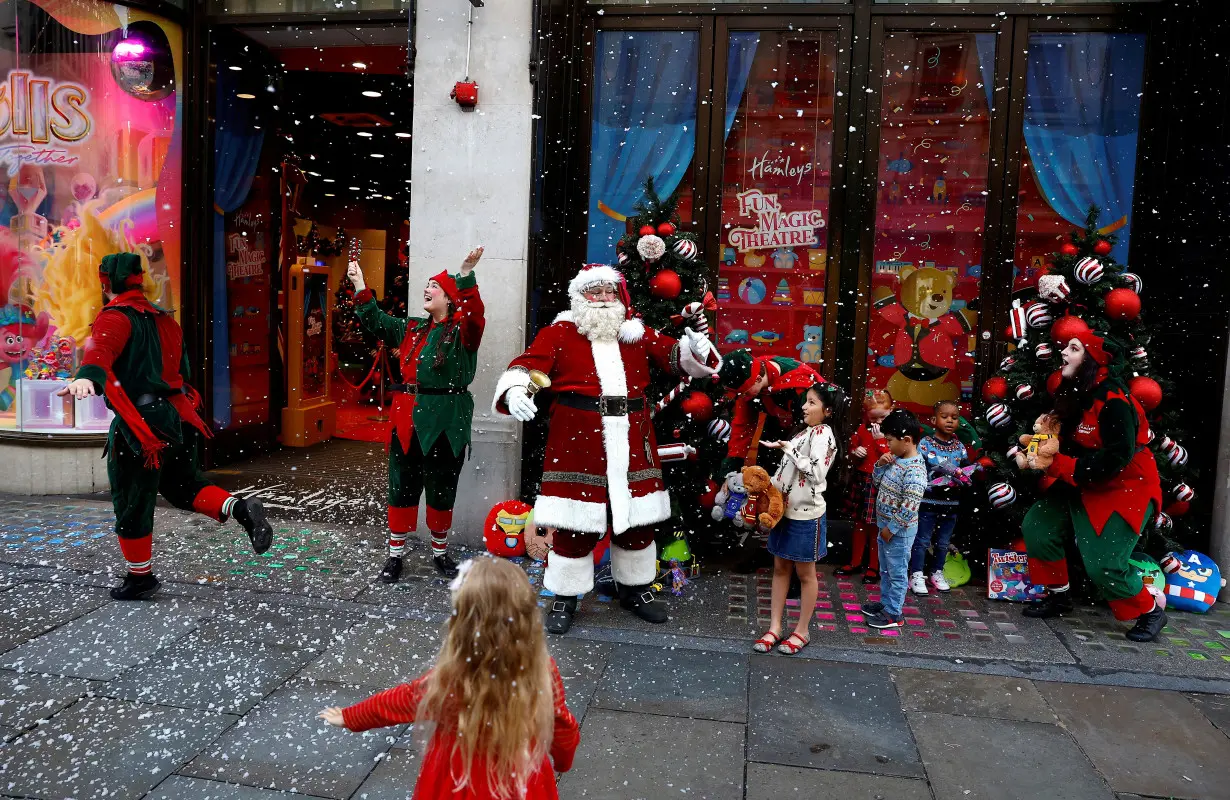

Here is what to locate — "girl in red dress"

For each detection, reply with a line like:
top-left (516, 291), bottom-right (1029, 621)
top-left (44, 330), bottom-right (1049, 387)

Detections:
top-left (318, 557), bottom-right (580, 799)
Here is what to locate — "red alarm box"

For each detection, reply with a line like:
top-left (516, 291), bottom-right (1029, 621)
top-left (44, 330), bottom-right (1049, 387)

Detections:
top-left (451, 80), bottom-right (478, 108)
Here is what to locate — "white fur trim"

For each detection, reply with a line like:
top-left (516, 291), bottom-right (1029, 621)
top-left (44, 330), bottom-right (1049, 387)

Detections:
top-left (618, 318), bottom-right (645, 343)
top-left (627, 490), bottom-right (671, 528)
top-left (544, 551), bottom-right (595, 596)
top-left (534, 494), bottom-right (608, 534)
top-left (611, 541), bottom-right (658, 586)
top-left (590, 338), bottom-right (634, 534)
top-left (553, 310), bottom-right (575, 325)
top-left (492, 368), bottom-right (533, 415)
top-left (569, 265), bottom-right (624, 298)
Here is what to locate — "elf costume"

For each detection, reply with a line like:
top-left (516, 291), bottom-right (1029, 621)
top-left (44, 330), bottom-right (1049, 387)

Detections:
top-left (353, 270), bottom-right (484, 581)
top-left (718, 351), bottom-right (824, 475)
top-left (75, 253), bottom-right (272, 600)
top-left (1022, 329), bottom-right (1166, 642)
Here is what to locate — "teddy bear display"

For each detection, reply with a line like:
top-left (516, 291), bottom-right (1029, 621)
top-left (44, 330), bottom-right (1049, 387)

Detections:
top-left (1160, 550), bottom-right (1225, 613)
top-left (1013, 413), bottom-right (1061, 470)
top-left (739, 465), bottom-right (785, 532)
top-left (711, 470), bottom-right (749, 525)
top-left (795, 325), bottom-right (823, 363)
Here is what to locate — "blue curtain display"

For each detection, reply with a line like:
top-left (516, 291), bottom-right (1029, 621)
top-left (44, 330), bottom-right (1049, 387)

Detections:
top-left (724, 33), bottom-right (761, 139)
top-left (1023, 33), bottom-right (1146, 262)
top-left (210, 68), bottom-right (266, 429)
top-left (974, 33), bottom-right (996, 113)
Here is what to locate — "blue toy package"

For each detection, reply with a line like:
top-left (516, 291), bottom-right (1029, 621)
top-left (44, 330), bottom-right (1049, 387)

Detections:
top-left (1161, 550), bottom-right (1225, 613)
top-left (986, 549), bottom-right (1045, 602)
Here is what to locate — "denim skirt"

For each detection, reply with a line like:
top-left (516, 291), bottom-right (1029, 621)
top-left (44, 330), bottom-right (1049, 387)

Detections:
top-left (767, 515), bottom-right (827, 563)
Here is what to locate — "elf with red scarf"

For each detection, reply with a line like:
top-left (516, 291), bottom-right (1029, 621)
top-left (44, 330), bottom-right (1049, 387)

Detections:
top-left (346, 248), bottom-right (484, 581)
top-left (1021, 328), bottom-right (1166, 642)
top-left (59, 253), bottom-right (273, 601)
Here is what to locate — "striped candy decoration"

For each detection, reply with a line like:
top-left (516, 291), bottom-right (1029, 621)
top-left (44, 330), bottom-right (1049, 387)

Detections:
top-left (673, 239), bottom-right (698, 261)
top-left (1121, 272), bottom-right (1143, 294)
top-left (1167, 445), bottom-right (1189, 467)
top-left (1074, 257), bottom-right (1105, 284)
top-left (988, 482), bottom-right (1017, 509)
top-left (1174, 483), bottom-right (1195, 502)
top-left (653, 377), bottom-right (692, 417)
top-left (1006, 445), bottom-right (1022, 460)
top-left (657, 443), bottom-right (697, 462)
top-left (1026, 303), bottom-right (1053, 329)
top-left (617, 251), bottom-right (630, 265)
top-left (1008, 300), bottom-right (1028, 340)
top-left (707, 418), bottom-right (731, 443)
top-left (1000, 355), bottom-right (1017, 372)
top-left (1016, 384), bottom-right (1034, 401)
top-left (652, 302), bottom-right (712, 418)
top-left (1035, 342), bottom-right (1053, 360)
top-left (1130, 346), bottom-right (1148, 364)
top-left (1154, 511), bottom-right (1174, 531)
top-left (985, 403), bottom-right (1012, 428)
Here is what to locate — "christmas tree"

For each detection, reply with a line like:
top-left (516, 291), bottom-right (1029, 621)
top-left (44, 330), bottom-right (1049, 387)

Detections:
top-left (973, 207), bottom-right (1197, 557)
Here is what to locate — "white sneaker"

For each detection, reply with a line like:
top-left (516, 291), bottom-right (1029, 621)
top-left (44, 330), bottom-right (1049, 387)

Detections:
top-left (909, 571), bottom-right (929, 595)
top-left (930, 570), bottom-right (951, 593)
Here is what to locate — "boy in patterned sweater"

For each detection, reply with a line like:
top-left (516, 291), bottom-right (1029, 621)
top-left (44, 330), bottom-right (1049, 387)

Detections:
top-left (862, 409), bottom-right (928, 629)
top-left (910, 400), bottom-right (970, 595)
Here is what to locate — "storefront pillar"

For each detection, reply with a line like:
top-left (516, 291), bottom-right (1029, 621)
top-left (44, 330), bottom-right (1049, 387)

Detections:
top-left (408, 0), bottom-right (533, 543)
top-left (1212, 339), bottom-right (1230, 599)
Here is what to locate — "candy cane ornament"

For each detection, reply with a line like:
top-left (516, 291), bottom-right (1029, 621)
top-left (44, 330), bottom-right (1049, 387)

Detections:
top-left (653, 302), bottom-right (714, 418)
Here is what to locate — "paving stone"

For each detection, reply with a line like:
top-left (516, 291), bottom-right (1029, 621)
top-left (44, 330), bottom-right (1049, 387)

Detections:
top-left (107, 633), bottom-right (321, 714)
top-left (0, 669), bottom-right (93, 739)
top-left (891, 668), bottom-right (1056, 723)
top-left (304, 620), bottom-right (441, 688)
top-left (748, 658), bottom-right (922, 778)
top-left (594, 644), bottom-right (748, 722)
top-left (1039, 683), bottom-right (1230, 799)
top-left (547, 636), bottom-right (611, 724)
top-left (0, 696), bottom-right (235, 800)
top-left (745, 762), bottom-right (932, 800)
top-left (194, 603), bottom-right (364, 650)
top-left (183, 681), bottom-right (401, 799)
top-left (150, 775), bottom-right (321, 800)
top-left (0, 597), bottom-right (213, 679)
top-left (0, 582), bottom-right (110, 653)
top-left (909, 711), bottom-right (1112, 799)
top-left (557, 709), bottom-right (744, 800)
top-left (350, 748), bottom-right (422, 799)
top-left (1186, 693), bottom-right (1230, 737)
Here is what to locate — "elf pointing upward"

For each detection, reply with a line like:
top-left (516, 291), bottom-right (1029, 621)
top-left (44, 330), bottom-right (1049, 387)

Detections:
top-left (346, 247), bottom-right (484, 581)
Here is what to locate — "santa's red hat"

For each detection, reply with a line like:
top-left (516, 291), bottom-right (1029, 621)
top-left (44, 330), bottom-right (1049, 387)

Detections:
top-left (569, 264), bottom-right (632, 315)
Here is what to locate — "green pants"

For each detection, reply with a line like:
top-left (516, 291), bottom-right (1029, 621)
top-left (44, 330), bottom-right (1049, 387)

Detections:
top-left (108, 418), bottom-right (214, 539)
top-left (388, 430), bottom-right (465, 532)
top-left (1023, 491), bottom-right (1155, 620)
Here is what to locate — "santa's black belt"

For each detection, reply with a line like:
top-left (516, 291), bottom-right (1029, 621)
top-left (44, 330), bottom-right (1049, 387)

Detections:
top-left (388, 384), bottom-right (469, 395)
top-left (556, 392), bottom-right (644, 416)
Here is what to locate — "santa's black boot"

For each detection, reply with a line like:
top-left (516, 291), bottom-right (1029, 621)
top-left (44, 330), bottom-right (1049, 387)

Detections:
top-left (1022, 590), bottom-right (1074, 618)
top-left (546, 596), bottom-right (578, 635)
top-left (433, 552), bottom-right (459, 578)
top-left (231, 498), bottom-right (273, 554)
top-left (619, 583), bottom-right (669, 624)
top-left (1125, 604), bottom-right (1168, 642)
top-left (111, 572), bottom-right (160, 601)
top-left (379, 556), bottom-right (404, 584)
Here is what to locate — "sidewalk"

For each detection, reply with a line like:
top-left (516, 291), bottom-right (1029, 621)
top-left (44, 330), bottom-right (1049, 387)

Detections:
top-left (1, 495), bottom-right (1229, 799)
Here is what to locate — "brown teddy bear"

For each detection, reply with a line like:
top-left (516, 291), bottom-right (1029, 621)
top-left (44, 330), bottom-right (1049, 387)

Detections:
top-left (1014, 413), bottom-right (1061, 471)
top-left (739, 465), bottom-right (785, 532)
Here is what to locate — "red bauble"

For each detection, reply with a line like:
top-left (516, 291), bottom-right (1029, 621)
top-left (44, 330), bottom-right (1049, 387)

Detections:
top-left (1050, 313), bottom-right (1090, 344)
top-left (981, 376), bottom-right (1009, 402)
top-left (699, 479), bottom-right (719, 509)
top-left (1104, 288), bottom-right (1141, 321)
top-left (1093, 239), bottom-right (1113, 256)
top-left (1165, 500), bottom-right (1191, 518)
top-left (639, 224), bottom-right (656, 237)
top-left (1129, 375), bottom-right (1163, 411)
top-left (1060, 242), bottom-right (1079, 257)
top-left (657, 222), bottom-right (676, 236)
top-left (1046, 370), bottom-right (1063, 396)
top-left (680, 391), bottom-right (715, 422)
top-left (975, 455), bottom-right (995, 480)
top-left (649, 269), bottom-right (682, 299)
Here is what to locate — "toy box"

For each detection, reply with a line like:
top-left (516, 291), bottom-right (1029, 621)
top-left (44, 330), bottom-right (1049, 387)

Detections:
top-left (987, 549), bottom-right (1044, 602)
top-left (17, 378), bottom-right (74, 429)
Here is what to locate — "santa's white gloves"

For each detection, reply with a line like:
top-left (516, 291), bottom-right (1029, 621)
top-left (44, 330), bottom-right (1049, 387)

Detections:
top-left (505, 386), bottom-right (538, 422)
top-left (684, 327), bottom-right (714, 363)
top-left (346, 261), bottom-right (366, 292)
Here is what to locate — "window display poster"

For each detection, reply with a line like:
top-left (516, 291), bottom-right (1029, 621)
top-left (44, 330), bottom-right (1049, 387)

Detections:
top-left (301, 273), bottom-right (328, 401)
top-left (223, 187), bottom-right (273, 429)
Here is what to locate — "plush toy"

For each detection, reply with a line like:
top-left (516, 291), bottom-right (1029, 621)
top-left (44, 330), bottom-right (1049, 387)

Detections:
top-left (711, 471), bottom-right (749, 525)
top-left (1161, 550), bottom-right (1225, 613)
top-left (739, 465), bottom-right (785, 533)
top-left (1014, 413), bottom-right (1061, 470)
top-left (484, 500), bottom-right (533, 557)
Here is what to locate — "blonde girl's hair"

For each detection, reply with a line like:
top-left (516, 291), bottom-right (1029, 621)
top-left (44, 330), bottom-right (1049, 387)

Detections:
top-left (416, 556), bottom-right (554, 799)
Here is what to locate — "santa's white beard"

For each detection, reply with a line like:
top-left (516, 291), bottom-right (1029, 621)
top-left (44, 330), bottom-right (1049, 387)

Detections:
top-left (572, 298), bottom-right (625, 342)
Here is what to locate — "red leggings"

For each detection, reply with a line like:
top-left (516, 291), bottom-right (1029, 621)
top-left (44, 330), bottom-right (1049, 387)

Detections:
top-left (552, 526), bottom-right (655, 559)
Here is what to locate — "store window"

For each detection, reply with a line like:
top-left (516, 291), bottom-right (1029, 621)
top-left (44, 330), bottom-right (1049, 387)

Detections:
top-left (1012, 33), bottom-right (1146, 292)
top-left (865, 32), bottom-right (995, 415)
top-left (587, 29), bottom-right (699, 263)
top-left (0, 1), bottom-right (183, 435)
top-left (715, 30), bottom-right (838, 366)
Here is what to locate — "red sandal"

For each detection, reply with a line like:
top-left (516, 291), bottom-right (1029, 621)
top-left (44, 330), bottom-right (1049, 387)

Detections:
top-left (752, 631), bottom-right (781, 653)
top-left (777, 632), bottom-right (810, 655)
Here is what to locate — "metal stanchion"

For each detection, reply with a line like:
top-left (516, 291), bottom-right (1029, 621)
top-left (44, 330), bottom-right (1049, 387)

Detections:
top-left (367, 344), bottom-right (391, 422)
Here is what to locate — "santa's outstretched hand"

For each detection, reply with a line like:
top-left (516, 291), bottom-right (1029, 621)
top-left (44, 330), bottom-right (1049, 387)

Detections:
top-left (683, 327), bottom-right (718, 375)
top-left (506, 386), bottom-right (538, 422)
top-left (346, 261), bottom-right (365, 292)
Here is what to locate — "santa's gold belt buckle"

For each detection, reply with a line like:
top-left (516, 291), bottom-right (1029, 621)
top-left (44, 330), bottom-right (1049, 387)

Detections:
top-left (598, 396), bottom-right (628, 416)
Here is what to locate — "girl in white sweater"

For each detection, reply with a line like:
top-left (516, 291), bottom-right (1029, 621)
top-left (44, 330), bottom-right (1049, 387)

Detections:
top-left (752, 383), bottom-right (848, 655)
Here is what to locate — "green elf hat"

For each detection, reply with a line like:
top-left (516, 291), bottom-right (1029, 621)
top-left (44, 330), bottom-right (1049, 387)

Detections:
top-left (717, 348), bottom-right (754, 390)
top-left (98, 252), bottom-right (144, 294)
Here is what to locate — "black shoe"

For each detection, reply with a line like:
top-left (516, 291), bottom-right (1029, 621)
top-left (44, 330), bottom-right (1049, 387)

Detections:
top-left (861, 569), bottom-right (880, 585)
top-left (232, 498), bottom-right (273, 555)
top-left (379, 556), bottom-right (403, 584)
top-left (861, 601), bottom-right (884, 616)
top-left (1125, 605), bottom-right (1168, 642)
top-left (1022, 591), bottom-right (1074, 618)
top-left (110, 572), bottom-right (160, 601)
top-left (619, 583), bottom-right (669, 624)
top-left (433, 553), bottom-right (459, 578)
top-left (546, 596), bottom-right (578, 635)
top-left (865, 611), bottom-right (903, 629)
top-left (787, 574), bottom-right (801, 600)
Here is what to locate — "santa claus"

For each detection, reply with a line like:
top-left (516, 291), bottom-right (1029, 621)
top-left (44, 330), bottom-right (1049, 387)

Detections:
top-left (493, 264), bottom-right (718, 634)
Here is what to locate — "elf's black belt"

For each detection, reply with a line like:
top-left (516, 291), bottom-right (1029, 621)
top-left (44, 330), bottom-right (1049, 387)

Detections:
top-left (556, 392), bottom-right (644, 416)
top-left (388, 384), bottom-right (469, 395)
top-left (134, 390), bottom-right (184, 407)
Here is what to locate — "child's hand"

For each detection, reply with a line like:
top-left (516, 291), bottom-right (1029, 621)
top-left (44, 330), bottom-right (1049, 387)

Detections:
top-left (759, 440), bottom-right (785, 449)
top-left (879, 528), bottom-right (893, 543)
top-left (869, 423), bottom-right (884, 439)
top-left (851, 446), bottom-right (868, 460)
top-left (876, 453), bottom-right (895, 466)
top-left (318, 707), bottom-right (345, 727)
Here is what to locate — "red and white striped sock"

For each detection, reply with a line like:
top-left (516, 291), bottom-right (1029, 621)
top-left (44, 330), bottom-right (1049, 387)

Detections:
top-left (118, 535), bottom-right (153, 576)
top-left (388, 533), bottom-right (407, 558)
top-left (430, 530), bottom-right (448, 557)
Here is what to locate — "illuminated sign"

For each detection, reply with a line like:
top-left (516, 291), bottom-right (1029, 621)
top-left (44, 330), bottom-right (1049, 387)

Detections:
top-left (0, 70), bottom-right (92, 175)
top-left (728, 189), bottom-right (825, 252)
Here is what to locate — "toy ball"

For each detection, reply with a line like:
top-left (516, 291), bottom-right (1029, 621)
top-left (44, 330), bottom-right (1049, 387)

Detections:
top-left (1015, 384), bottom-right (1034, 401)
top-left (1121, 272), bottom-right (1143, 294)
top-left (1104, 288), bottom-right (1141, 321)
top-left (985, 403), bottom-right (1012, 428)
top-left (1074, 257), bottom-right (1105, 284)
top-left (1051, 313), bottom-right (1090, 344)
top-left (1160, 550), bottom-right (1225, 613)
top-left (1059, 242), bottom-right (1079, 257)
top-left (673, 238), bottom-right (698, 260)
top-left (707, 418), bottom-right (731, 443)
top-left (1174, 482), bottom-right (1195, 503)
top-left (1026, 302), bottom-right (1053, 329)
top-left (988, 482), bottom-right (1017, 509)
top-left (1035, 342), bottom-right (1053, 360)
top-left (483, 500), bottom-right (533, 558)
top-left (738, 277), bottom-right (767, 304)
top-left (680, 391), bottom-right (715, 422)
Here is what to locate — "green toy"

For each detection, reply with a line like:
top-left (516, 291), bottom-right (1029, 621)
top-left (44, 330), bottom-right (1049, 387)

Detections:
top-left (943, 551), bottom-right (972, 588)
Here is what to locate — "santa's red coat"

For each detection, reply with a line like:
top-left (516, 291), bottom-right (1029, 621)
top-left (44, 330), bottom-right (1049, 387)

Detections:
top-left (494, 313), bottom-right (684, 534)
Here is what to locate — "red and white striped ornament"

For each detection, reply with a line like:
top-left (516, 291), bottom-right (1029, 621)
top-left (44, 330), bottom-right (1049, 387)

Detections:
top-left (1008, 300), bottom-right (1028, 340)
top-left (988, 482), bottom-right (1017, 509)
top-left (1015, 384), bottom-right (1035, 401)
top-left (1035, 342), bottom-right (1053, 360)
top-left (673, 239), bottom-right (698, 261)
top-left (1146, 428), bottom-right (1156, 444)
top-left (1130, 346), bottom-right (1148, 365)
top-left (1167, 445), bottom-right (1189, 467)
top-left (1074, 257), bottom-right (1105, 284)
top-left (652, 377), bottom-right (692, 417)
top-left (1154, 511), bottom-right (1174, 531)
top-left (1000, 355), bottom-right (1017, 372)
top-left (985, 403), bottom-right (1012, 428)
top-left (1173, 483), bottom-right (1195, 503)
top-left (1007, 445), bottom-right (1022, 460)
top-left (652, 301), bottom-right (714, 418)
top-left (1121, 272), bottom-right (1142, 294)
top-left (707, 418), bottom-right (731, 443)
top-left (657, 443), bottom-right (697, 462)
top-left (617, 251), bottom-right (630, 266)
top-left (1026, 303), bottom-right (1053, 329)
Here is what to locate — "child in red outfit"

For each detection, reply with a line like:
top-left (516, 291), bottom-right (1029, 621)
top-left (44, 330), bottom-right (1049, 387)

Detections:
top-left (319, 557), bottom-right (579, 800)
top-left (837, 390), bottom-right (894, 583)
